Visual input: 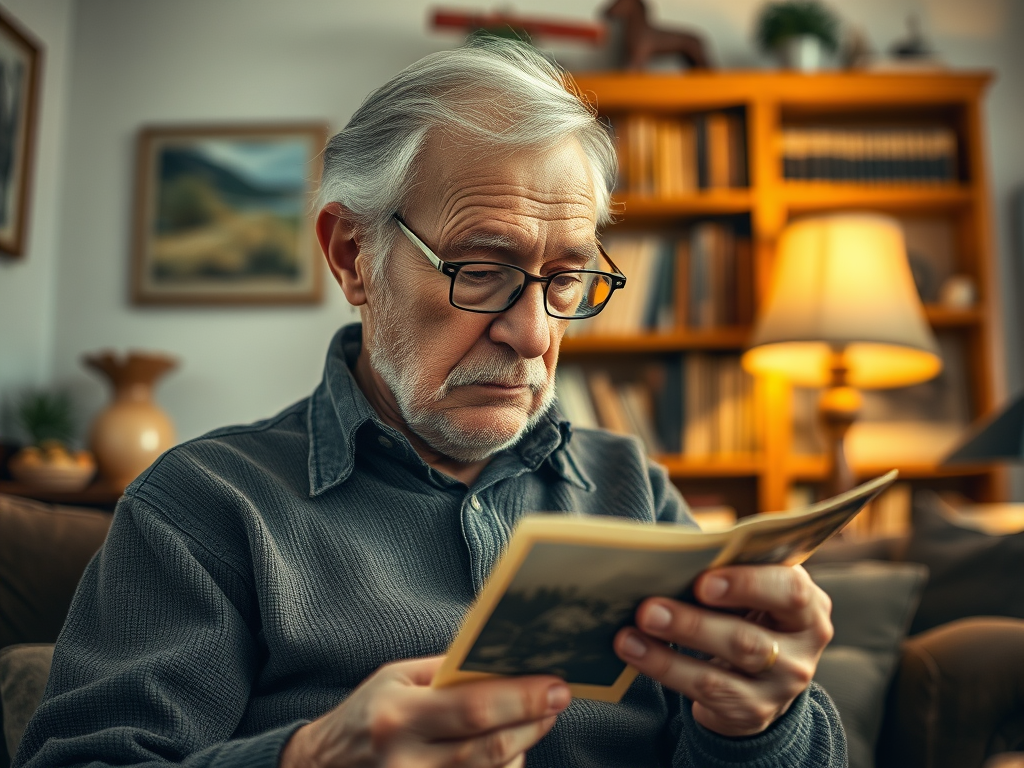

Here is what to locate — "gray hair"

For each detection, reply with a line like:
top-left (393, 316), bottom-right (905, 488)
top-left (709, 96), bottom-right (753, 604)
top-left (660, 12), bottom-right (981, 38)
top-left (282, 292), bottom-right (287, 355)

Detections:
top-left (315, 36), bottom-right (618, 276)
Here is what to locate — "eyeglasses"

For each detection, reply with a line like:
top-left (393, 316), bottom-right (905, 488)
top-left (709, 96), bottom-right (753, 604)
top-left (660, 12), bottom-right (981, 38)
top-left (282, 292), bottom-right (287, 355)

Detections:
top-left (393, 214), bottom-right (626, 320)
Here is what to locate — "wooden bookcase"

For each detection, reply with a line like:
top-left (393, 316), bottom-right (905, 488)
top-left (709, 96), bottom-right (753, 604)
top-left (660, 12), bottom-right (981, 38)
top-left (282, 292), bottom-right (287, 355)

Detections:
top-left (564, 70), bottom-right (1006, 517)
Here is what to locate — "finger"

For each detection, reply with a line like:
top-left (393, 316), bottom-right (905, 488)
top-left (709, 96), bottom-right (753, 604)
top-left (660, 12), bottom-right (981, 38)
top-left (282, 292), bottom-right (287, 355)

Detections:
top-left (406, 677), bottom-right (571, 741)
top-left (694, 565), bottom-right (830, 633)
top-left (630, 598), bottom-right (779, 676)
top-left (426, 715), bottom-right (557, 767)
top-left (613, 630), bottom-right (783, 736)
top-left (387, 654), bottom-right (447, 687)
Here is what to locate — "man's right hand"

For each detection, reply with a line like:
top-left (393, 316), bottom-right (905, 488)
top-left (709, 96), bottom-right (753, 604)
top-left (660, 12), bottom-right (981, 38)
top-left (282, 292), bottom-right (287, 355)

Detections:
top-left (279, 656), bottom-right (571, 767)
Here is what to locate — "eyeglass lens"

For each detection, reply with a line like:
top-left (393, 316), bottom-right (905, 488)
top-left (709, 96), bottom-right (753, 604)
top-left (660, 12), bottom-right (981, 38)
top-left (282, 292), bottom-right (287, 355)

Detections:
top-left (451, 264), bottom-right (615, 318)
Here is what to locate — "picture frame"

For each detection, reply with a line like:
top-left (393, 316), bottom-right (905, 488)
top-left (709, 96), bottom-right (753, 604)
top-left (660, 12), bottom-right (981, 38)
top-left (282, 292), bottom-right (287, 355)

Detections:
top-left (0, 8), bottom-right (42, 258)
top-left (131, 122), bottom-right (329, 306)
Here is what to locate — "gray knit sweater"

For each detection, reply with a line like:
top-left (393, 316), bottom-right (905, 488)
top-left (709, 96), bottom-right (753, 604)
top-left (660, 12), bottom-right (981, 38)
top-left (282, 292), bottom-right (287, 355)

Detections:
top-left (14, 325), bottom-right (845, 768)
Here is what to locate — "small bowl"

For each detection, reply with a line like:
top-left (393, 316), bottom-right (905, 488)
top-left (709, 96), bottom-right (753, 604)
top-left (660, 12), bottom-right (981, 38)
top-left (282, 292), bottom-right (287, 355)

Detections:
top-left (9, 452), bottom-right (97, 492)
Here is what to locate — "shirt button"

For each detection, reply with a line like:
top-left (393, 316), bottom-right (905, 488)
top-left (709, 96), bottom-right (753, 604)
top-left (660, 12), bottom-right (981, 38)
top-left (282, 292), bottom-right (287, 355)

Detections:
top-left (377, 435), bottom-right (393, 449)
top-left (470, 495), bottom-right (482, 511)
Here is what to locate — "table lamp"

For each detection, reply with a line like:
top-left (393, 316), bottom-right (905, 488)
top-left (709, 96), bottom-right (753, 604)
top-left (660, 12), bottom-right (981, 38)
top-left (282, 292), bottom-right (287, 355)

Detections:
top-left (742, 212), bottom-right (943, 497)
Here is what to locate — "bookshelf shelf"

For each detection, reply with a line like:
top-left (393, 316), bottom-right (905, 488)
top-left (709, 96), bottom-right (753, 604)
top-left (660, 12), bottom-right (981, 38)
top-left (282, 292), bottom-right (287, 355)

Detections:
top-left (615, 190), bottom-right (752, 217)
top-left (657, 455), bottom-right (763, 478)
top-left (562, 71), bottom-right (1005, 518)
top-left (925, 306), bottom-right (984, 328)
top-left (562, 328), bottom-right (751, 354)
top-left (787, 455), bottom-right (996, 482)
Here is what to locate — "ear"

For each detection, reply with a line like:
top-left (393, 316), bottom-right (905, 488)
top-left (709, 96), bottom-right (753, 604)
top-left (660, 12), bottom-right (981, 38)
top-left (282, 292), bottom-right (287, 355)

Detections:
top-left (316, 202), bottom-right (367, 306)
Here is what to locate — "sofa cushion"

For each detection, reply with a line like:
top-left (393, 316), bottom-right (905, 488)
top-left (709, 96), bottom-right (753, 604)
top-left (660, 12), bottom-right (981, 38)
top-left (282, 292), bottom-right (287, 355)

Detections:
top-left (0, 493), bottom-right (111, 648)
top-left (905, 491), bottom-right (1024, 635)
top-left (808, 561), bottom-right (928, 768)
top-left (0, 643), bottom-right (53, 762)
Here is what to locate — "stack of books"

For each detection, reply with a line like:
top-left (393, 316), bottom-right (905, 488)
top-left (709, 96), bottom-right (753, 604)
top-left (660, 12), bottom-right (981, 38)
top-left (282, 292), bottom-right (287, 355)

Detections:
top-left (555, 355), bottom-right (762, 459)
top-left (681, 222), bottom-right (754, 329)
top-left (566, 235), bottom-right (676, 337)
top-left (675, 354), bottom-right (761, 457)
top-left (568, 223), bottom-right (753, 339)
top-left (613, 110), bottom-right (747, 196)
top-left (781, 127), bottom-right (958, 183)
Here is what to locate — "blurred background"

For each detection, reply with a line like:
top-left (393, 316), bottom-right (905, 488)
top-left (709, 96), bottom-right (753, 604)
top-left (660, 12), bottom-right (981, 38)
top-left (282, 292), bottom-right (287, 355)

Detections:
top-left (0, 0), bottom-right (1020, 501)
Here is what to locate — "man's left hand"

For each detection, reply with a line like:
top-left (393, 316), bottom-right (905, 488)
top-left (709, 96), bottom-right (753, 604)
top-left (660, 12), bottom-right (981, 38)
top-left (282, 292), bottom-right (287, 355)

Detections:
top-left (613, 564), bottom-right (833, 737)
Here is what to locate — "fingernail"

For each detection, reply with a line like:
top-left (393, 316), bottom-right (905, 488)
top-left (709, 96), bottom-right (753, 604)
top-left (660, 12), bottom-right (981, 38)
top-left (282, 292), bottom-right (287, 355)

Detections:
top-left (702, 576), bottom-right (729, 600)
top-left (621, 632), bottom-right (648, 659)
top-left (644, 604), bottom-right (672, 630)
top-left (546, 684), bottom-right (571, 713)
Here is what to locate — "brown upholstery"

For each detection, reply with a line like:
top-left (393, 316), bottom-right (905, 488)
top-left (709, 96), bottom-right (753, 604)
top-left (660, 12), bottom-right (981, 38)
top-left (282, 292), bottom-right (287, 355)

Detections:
top-left (0, 494), bottom-right (111, 648)
top-left (877, 617), bottom-right (1024, 768)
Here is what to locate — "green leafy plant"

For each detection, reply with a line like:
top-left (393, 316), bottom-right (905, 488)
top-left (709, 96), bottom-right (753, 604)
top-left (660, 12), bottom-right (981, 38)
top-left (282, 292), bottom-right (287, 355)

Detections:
top-left (755, 1), bottom-right (841, 53)
top-left (15, 389), bottom-right (77, 447)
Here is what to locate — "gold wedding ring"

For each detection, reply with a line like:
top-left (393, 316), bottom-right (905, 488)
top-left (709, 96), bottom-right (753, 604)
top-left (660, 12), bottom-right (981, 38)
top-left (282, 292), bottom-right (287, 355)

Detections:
top-left (760, 640), bottom-right (780, 674)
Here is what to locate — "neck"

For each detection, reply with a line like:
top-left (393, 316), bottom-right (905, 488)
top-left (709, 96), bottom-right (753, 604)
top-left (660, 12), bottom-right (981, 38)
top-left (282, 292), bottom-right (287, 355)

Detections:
top-left (352, 351), bottom-right (491, 486)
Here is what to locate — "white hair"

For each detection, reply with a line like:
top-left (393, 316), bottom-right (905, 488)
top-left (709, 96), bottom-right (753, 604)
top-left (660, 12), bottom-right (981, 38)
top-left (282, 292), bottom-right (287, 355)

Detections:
top-left (315, 35), bottom-right (618, 278)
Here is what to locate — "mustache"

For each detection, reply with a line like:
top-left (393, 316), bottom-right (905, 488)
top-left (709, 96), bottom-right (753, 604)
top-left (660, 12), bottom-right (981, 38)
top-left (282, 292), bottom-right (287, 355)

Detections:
top-left (435, 351), bottom-right (549, 400)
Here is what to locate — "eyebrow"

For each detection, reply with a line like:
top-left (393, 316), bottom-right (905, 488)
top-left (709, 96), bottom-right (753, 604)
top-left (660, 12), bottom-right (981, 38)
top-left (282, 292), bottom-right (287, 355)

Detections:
top-left (445, 231), bottom-right (600, 266)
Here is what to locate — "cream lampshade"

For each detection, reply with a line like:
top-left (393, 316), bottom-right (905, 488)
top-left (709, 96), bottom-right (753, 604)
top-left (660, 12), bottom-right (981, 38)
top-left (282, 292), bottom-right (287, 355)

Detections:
top-left (742, 212), bottom-right (943, 496)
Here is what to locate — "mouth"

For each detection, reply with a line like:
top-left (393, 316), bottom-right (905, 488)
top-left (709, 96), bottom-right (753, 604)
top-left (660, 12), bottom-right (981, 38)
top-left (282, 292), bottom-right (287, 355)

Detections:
top-left (467, 381), bottom-right (532, 392)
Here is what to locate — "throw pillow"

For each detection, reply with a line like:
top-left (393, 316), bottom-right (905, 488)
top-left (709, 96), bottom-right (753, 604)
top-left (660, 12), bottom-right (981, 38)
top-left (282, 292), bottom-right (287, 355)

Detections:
top-left (808, 561), bottom-right (928, 768)
top-left (905, 491), bottom-right (1024, 635)
top-left (0, 643), bottom-right (54, 762)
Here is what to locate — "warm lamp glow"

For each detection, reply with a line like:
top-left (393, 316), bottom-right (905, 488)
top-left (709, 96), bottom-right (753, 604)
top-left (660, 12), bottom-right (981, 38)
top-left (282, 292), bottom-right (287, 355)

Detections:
top-left (742, 213), bottom-right (942, 388)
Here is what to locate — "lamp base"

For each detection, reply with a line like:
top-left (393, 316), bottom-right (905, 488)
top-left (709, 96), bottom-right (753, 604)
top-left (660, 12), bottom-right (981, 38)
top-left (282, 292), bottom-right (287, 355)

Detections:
top-left (819, 360), bottom-right (862, 499)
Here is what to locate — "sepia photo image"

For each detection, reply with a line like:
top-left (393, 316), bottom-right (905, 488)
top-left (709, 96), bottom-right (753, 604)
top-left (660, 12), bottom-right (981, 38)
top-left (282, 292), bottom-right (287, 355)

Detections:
top-left (460, 541), bottom-right (720, 685)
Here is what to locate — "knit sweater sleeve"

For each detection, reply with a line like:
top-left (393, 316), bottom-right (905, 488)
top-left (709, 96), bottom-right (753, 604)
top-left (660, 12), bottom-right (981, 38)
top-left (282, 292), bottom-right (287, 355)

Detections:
top-left (13, 491), bottom-right (304, 768)
top-left (645, 458), bottom-right (848, 767)
top-left (670, 684), bottom-right (847, 767)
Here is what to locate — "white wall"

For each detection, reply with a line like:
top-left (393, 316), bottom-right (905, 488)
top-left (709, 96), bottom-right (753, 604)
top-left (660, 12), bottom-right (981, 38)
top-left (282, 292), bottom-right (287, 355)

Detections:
top-left (1, 0), bottom-right (1021, 495)
top-left (0, 0), bottom-right (74, 429)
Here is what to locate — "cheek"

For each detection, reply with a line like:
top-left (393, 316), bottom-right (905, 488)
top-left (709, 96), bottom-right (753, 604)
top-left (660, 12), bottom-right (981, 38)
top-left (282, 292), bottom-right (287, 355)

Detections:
top-left (546, 319), bottom-right (570, 361)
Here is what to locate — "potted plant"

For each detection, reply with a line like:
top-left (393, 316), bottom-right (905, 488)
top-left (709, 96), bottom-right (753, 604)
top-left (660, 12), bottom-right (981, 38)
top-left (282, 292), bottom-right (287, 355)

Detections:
top-left (755, 1), bottom-right (840, 72)
top-left (8, 389), bottom-right (96, 491)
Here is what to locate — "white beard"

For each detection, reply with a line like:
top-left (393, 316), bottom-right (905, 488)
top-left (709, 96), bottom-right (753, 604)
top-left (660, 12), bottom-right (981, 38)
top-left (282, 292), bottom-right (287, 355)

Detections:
top-left (367, 293), bottom-right (556, 463)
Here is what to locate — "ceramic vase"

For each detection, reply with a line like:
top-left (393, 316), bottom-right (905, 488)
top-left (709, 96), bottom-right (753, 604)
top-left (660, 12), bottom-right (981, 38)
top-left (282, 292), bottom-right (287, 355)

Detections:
top-left (780, 35), bottom-right (824, 72)
top-left (84, 351), bottom-right (178, 492)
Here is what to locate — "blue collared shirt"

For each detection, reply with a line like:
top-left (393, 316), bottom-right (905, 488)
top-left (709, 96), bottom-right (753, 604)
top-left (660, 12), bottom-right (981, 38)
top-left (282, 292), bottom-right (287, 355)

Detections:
top-left (15, 324), bottom-right (844, 768)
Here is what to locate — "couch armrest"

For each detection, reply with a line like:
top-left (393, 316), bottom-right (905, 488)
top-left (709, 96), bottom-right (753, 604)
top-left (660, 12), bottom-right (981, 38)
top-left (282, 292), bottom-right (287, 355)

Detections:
top-left (877, 617), bottom-right (1024, 768)
top-left (0, 493), bottom-right (111, 649)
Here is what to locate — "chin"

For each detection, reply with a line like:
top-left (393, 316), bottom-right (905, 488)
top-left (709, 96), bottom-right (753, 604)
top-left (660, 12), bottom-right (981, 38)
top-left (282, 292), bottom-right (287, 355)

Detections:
top-left (415, 401), bottom-right (553, 463)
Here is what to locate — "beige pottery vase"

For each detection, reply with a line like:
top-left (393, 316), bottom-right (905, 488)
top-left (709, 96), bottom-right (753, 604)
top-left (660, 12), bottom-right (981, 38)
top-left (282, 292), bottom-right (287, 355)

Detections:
top-left (84, 351), bottom-right (178, 492)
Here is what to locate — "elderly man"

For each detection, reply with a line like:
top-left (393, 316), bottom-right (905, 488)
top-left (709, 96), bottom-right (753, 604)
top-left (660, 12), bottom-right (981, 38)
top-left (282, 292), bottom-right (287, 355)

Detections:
top-left (15, 38), bottom-right (842, 768)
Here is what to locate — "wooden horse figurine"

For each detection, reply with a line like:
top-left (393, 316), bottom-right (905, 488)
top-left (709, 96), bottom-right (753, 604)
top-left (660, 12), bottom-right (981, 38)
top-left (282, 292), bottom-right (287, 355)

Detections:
top-left (603, 0), bottom-right (711, 70)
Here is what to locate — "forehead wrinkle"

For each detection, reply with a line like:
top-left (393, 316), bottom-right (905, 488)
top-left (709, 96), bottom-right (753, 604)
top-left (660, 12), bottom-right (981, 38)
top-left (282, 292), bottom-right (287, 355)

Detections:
top-left (440, 208), bottom-right (597, 251)
top-left (437, 182), bottom-right (596, 217)
top-left (432, 169), bottom-right (597, 220)
top-left (437, 192), bottom-right (597, 244)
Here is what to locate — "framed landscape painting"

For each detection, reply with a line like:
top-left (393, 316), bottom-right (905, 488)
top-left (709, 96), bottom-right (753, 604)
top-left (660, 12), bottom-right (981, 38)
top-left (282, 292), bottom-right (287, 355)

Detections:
top-left (0, 8), bottom-right (41, 257)
top-left (131, 123), bottom-right (329, 305)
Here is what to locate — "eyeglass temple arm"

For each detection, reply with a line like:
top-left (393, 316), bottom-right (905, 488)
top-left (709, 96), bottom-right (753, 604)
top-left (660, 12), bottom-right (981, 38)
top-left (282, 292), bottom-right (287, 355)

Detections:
top-left (598, 244), bottom-right (628, 288)
top-left (393, 215), bottom-right (445, 273)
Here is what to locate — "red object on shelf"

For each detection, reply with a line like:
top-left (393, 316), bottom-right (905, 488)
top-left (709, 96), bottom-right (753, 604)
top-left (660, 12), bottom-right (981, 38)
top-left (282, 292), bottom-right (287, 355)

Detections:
top-left (431, 8), bottom-right (606, 43)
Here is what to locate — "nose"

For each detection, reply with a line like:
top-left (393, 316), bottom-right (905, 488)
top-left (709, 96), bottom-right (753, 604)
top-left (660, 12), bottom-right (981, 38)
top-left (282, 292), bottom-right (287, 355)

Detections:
top-left (488, 280), bottom-right (552, 359)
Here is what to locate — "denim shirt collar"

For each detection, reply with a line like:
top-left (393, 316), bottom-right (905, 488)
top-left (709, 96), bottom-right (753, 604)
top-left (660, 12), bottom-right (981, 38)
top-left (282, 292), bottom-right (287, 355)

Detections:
top-left (306, 324), bottom-right (594, 496)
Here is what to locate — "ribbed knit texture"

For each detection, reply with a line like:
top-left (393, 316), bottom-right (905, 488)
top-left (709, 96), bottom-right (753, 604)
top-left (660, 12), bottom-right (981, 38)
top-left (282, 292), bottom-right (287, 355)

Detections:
top-left (14, 325), bottom-right (846, 768)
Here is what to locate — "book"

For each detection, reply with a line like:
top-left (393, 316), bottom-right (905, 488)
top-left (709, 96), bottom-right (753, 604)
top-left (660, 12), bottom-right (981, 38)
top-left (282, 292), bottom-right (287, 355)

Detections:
top-left (433, 470), bottom-right (898, 702)
top-left (780, 126), bottom-right (958, 184)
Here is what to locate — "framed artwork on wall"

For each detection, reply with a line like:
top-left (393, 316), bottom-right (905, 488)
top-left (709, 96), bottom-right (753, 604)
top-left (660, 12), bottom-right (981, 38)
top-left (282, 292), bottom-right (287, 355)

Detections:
top-left (0, 8), bottom-right (42, 258)
top-left (131, 122), bottom-right (329, 305)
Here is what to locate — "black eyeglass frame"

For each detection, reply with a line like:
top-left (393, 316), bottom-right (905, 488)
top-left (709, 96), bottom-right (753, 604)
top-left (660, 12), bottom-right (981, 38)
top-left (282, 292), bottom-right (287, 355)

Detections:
top-left (392, 214), bottom-right (627, 319)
